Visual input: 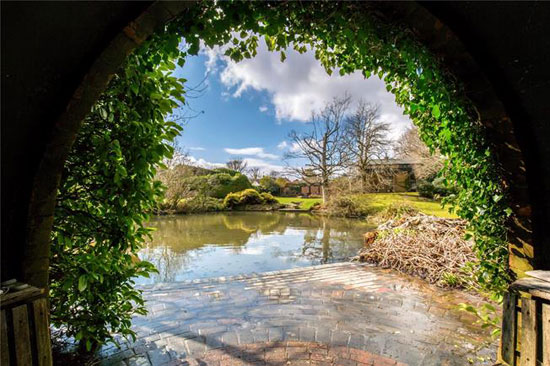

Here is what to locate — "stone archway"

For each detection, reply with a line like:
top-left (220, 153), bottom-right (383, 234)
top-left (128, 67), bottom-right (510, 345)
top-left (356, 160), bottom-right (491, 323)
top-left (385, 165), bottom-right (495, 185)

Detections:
top-left (4, 1), bottom-right (546, 292)
top-left (3, 2), bottom-right (550, 365)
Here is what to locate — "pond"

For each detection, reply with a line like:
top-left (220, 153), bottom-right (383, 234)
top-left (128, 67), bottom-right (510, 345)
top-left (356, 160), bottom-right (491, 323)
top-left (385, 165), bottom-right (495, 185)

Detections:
top-left (137, 212), bottom-right (373, 285)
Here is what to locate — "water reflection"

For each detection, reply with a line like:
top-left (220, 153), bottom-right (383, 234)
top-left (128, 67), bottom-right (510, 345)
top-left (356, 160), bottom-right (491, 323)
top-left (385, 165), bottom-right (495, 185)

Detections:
top-left (137, 212), bottom-right (373, 284)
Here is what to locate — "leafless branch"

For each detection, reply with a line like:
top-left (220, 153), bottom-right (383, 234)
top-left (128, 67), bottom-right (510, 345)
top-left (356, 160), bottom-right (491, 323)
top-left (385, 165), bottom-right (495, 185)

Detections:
top-left (341, 100), bottom-right (392, 191)
top-left (394, 125), bottom-right (444, 180)
top-left (226, 157), bottom-right (248, 173)
top-left (284, 94), bottom-right (351, 201)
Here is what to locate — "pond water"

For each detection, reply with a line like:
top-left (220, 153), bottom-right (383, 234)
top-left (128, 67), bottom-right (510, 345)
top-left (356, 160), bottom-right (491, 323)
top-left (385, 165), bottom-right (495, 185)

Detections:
top-left (136, 212), bottom-right (373, 285)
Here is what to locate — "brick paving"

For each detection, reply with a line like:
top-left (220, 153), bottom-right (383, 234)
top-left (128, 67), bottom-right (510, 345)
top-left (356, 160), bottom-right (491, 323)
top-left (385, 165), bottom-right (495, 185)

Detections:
top-left (100, 263), bottom-right (497, 366)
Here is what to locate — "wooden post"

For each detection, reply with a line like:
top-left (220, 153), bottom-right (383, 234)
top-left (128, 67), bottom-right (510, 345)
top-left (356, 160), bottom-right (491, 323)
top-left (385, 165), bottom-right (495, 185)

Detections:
top-left (12, 305), bottom-right (33, 365)
top-left (34, 298), bottom-right (53, 366)
top-left (520, 298), bottom-right (537, 366)
top-left (543, 303), bottom-right (550, 366)
top-left (503, 271), bottom-right (550, 366)
top-left (0, 282), bottom-right (52, 366)
top-left (501, 292), bottom-right (517, 365)
top-left (1, 310), bottom-right (10, 366)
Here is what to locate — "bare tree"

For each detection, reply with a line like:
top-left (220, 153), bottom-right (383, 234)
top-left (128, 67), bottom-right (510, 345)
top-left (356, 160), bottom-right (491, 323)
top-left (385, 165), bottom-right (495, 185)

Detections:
top-left (226, 158), bottom-right (248, 173)
top-left (162, 141), bottom-right (190, 169)
top-left (247, 167), bottom-right (261, 183)
top-left (156, 143), bottom-right (192, 206)
top-left (342, 100), bottom-right (391, 191)
top-left (395, 125), bottom-right (444, 180)
top-left (285, 95), bottom-right (351, 202)
top-left (269, 170), bottom-right (280, 178)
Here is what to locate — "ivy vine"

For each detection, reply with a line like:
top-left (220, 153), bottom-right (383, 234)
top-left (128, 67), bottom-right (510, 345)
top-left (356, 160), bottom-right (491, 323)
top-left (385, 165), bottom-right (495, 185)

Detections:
top-left (158, 1), bottom-right (510, 294)
top-left (51, 0), bottom-right (512, 351)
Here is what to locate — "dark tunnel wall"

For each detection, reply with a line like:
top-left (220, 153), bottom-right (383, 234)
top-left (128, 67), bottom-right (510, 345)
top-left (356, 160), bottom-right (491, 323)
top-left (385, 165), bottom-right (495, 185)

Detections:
top-left (1, 1), bottom-right (151, 280)
top-left (422, 1), bottom-right (550, 270)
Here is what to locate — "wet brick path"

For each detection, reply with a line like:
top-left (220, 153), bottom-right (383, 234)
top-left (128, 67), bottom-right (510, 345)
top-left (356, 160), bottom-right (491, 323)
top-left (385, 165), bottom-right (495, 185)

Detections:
top-left (100, 263), bottom-right (497, 366)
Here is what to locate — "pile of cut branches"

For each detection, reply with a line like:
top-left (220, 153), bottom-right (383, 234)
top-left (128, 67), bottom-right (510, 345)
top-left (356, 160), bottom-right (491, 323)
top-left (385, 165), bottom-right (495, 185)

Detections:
top-left (353, 214), bottom-right (476, 288)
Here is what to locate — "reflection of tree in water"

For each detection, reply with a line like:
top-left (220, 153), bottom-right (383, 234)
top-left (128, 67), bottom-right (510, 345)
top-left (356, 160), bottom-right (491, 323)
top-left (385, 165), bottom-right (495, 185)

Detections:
top-left (299, 216), bottom-right (369, 263)
top-left (141, 212), bottom-right (370, 281)
top-left (139, 245), bottom-right (191, 283)
top-left (222, 212), bottom-right (282, 234)
top-left (148, 213), bottom-right (267, 251)
top-left (302, 225), bottom-right (332, 264)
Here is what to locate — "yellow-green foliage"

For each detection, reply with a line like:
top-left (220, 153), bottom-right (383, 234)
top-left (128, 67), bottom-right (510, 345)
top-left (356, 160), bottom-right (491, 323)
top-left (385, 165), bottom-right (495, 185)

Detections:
top-left (260, 192), bottom-right (277, 204)
top-left (362, 192), bottom-right (458, 219)
top-left (223, 192), bottom-right (240, 208)
top-left (175, 196), bottom-right (224, 213)
top-left (176, 199), bottom-right (187, 212)
top-left (327, 192), bottom-right (458, 218)
top-left (224, 189), bottom-right (276, 208)
top-left (275, 197), bottom-right (322, 210)
top-left (181, 172), bottom-right (252, 199)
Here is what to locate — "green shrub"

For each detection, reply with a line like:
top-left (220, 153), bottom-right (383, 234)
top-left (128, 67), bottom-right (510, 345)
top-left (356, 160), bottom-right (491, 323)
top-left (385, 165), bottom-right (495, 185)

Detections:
top-left (175, 199), bottom-right (187, 213)
top-left (375, 203), bottom-right (419, 222)
top-left (207, 173), bottom-right (252, 198)
top-left (223, 192), bottom-right (240, 208)
top-left (418, 178), bottom-right (456, 199)
top-left (417, 180), bottom-right (435, 199)
top-left (327, 196), bottom-right (364, 217)
top-left (237, 188), bottom-right (263, 205)
top-left (180, 172), bottom-right (252, 199)
top-left (260, 192), bottom-right (277, 204)
top-left (223, 189), bottom-right (278, 208)
top-left (158, 198), bottom-right (172, 211)
top-left (258, 176), bottom-right (280, 195)
top-left (184, 196), bottom-right (224, 213)
top-left (432, 177), bottom-right (457, 197)
top-left (211, 167), bottom-right (239, 176)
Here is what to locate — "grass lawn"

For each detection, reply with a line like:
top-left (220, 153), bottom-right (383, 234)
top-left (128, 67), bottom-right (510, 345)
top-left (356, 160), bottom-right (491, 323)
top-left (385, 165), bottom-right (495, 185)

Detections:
top-left (347, 192), bottom-right (458, 218)
top-left (275, 196), bottom-right (322, 210)
top-left (276, 193), bottom-right (457, 218)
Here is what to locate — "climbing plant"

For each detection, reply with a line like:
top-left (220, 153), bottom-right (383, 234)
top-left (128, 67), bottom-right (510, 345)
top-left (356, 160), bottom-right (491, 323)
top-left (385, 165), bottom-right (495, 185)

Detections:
top-left (51, 0), bottom-right (512, 351)
top-left (50, 31), bottom-right (185, 351)
top-left (166, 1), bottom-right (511, 295)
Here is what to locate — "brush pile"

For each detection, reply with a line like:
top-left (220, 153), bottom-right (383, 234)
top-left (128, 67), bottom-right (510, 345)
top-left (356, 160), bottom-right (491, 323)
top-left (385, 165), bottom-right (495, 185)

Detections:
top-left (353, 214), bottom-right (477, 287)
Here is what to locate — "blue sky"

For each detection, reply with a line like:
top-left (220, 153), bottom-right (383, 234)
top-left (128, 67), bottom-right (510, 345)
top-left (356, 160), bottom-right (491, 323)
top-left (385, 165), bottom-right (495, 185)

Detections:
top-left (173, 41), bottom-right (412, 173)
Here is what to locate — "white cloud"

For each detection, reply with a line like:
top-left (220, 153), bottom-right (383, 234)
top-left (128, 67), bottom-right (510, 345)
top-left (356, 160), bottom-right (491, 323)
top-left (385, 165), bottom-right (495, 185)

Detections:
top-left (276, 140), bottom-right (302, 153)
top-left (290, 142), bottom-right (301, 153)
top-left (224, 147), bottom-right (278, 160)
top-left (242, 158), bottom-right (285, 173)
top-left (259, 105), bottom-right (268, 113)
top-left (202, 46), bottom-right (222, 74)
top-left (204, 39), bottom-right (413, 138)
top-left (188, 146), bottom-right (205, 151)
top-left (187, 156), bottom-right (225, 169)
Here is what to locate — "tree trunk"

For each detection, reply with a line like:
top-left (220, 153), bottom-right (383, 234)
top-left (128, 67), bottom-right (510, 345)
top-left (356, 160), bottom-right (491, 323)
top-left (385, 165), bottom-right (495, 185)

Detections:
top-left (321, 219), bottom-right (330, 264)
top-left (360, 171), bottom-right (368, 193)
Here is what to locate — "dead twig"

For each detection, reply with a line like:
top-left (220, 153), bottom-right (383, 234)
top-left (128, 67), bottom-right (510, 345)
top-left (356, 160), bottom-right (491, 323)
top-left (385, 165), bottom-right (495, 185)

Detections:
top-left (353, 214), bottom-right (476, 288)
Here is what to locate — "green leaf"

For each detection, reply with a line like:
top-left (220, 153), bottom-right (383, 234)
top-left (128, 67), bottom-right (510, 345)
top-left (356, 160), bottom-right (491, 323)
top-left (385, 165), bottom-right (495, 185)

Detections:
top-left (99, 108), bottom-right (108, 119)
top-left (130, 84), bottom-right (139, 95)
top-left (78, 275), bottom-right (88, 292)
top-left (432, 105), bottom-right (441, 119)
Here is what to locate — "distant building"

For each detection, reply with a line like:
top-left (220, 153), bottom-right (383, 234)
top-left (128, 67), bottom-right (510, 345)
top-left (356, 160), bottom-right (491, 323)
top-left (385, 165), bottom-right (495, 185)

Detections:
top-left (300, 183), bottom-right (322, 197)
top-left (365, 158), bottom-right (419, 192)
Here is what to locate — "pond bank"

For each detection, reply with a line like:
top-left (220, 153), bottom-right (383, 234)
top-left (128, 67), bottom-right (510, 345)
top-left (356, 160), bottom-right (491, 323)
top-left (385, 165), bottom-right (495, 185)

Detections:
top-left (155, 192), bottom-right (454, 219)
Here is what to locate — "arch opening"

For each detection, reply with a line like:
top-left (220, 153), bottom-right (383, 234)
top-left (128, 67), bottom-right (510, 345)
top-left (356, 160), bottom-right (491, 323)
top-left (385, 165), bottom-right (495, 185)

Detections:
top-left (3, 1), bottom-right (546, 360)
